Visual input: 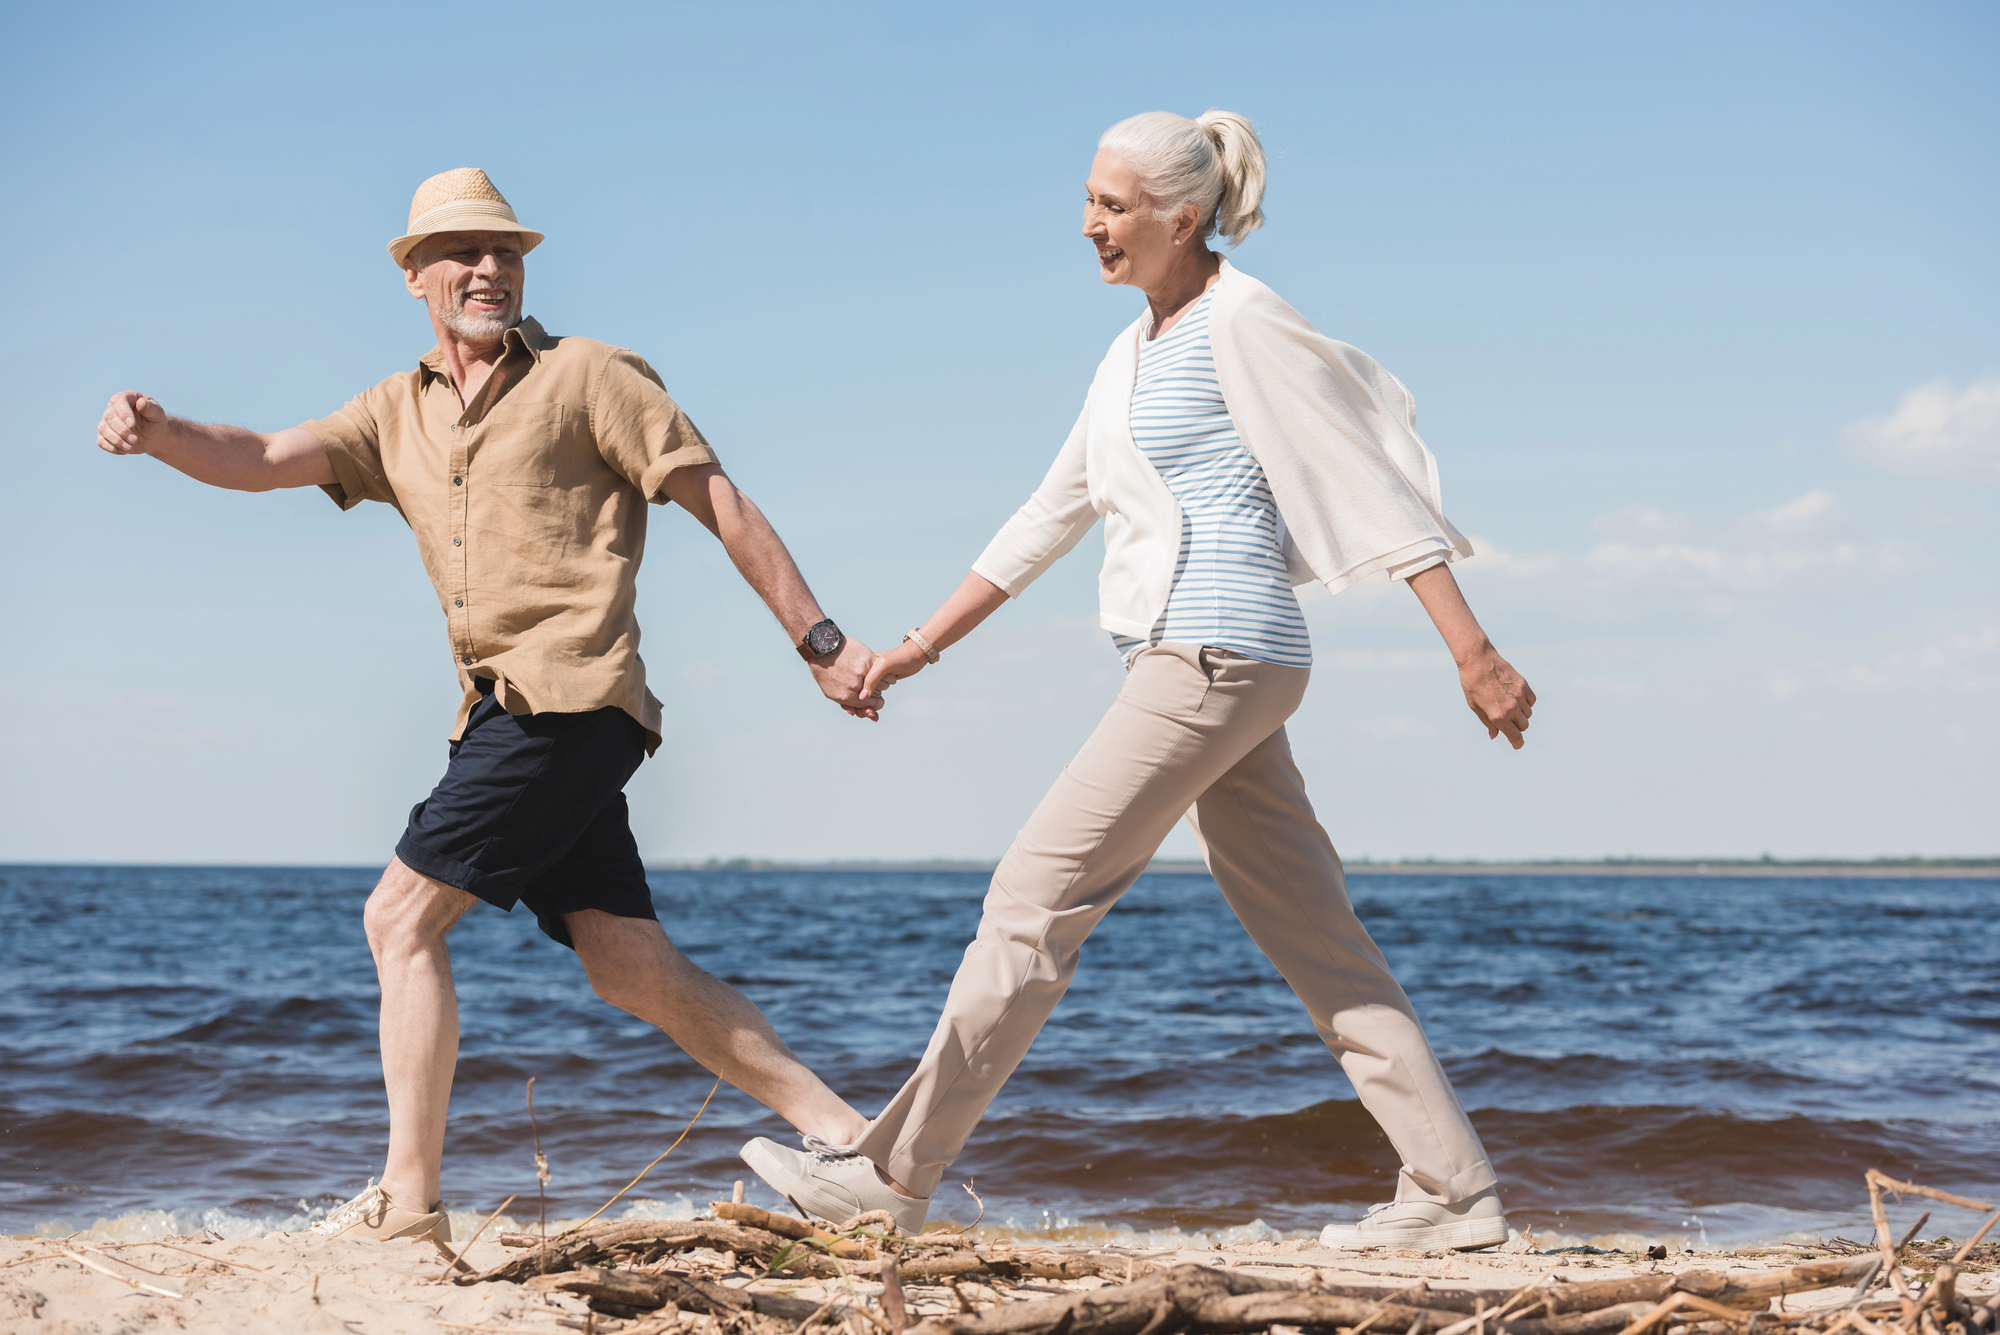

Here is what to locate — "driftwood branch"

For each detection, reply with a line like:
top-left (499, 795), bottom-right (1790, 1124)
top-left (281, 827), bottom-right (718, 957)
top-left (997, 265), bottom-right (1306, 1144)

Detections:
top-left (547, 1264), bottom-right (827, 1321)
top-left (454, 1165), bottom-right (1988, 1335)
top-left (902, 1257), bottom-right (1894, 1335)
top-left (468, 1219), bottom-right (791, 1284)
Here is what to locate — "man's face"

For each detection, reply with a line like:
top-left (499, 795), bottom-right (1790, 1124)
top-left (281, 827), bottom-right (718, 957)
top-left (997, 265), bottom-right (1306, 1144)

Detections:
top-left (403, 231), bottom-right (526, 344)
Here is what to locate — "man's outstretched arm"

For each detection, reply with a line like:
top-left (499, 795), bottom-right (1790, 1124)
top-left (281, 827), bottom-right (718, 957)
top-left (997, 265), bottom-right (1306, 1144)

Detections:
top-left (660, 463), bottom-right (884, 720)
top-left (97, 391), bottom-right (335, 491)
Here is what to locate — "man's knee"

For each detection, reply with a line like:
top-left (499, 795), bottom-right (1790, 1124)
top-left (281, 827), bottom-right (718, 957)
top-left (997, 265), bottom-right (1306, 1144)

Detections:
top-left (572, 913), bottom-right (683, 1016)
top-left (363, 858), bottom-right (474, 960)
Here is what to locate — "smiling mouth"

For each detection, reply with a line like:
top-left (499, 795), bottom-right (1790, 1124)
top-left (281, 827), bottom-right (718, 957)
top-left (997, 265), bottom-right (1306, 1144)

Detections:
top-left (465, 289), bottom-right (511, 306)
top-left (1096, 246), bottom-right (1124, 262)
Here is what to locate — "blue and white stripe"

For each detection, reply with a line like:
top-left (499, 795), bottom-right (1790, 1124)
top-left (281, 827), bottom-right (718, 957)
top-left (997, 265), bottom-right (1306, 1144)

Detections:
top-left (1110, 290), bottom-right (1312, 668)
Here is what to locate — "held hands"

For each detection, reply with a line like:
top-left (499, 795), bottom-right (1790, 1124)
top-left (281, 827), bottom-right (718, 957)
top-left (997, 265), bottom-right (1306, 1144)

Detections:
top-left (862, 640), bottom-right (930, 699)
top-left (1459, 645), bottom-right (1536, 749)
top-left (811, 635), bottom-right (887, 721)
top-left (98, 391), bottom-right (167, 455)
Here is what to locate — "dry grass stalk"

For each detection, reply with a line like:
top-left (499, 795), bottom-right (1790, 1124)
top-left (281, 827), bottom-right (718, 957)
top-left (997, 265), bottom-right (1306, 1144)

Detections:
top-left (1866, 1174), bottom-right (1994, 1215)
top-left (434, 1194), bottom-right (518, 1282)
top-left (1866, 1170), bottom-right (1920, 1311)
top-left (102, 1239), bottom-right (270, 1272)
top-left (1951, 1209), bottom-right (2000, 1266)
top-left (60, 1249), bottom-right (185, 1300)
top-left (565, 1073), bottom-right (723, 1235)
top-left (528, 1075), bottom-right (552, 1275)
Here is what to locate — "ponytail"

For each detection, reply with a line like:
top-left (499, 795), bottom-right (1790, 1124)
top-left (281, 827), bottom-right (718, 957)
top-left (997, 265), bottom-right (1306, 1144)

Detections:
top-left (1195, 110), bottom-right (1267, 245)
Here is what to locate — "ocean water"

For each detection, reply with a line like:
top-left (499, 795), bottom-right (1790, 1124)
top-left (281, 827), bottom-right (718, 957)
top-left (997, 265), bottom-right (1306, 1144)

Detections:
top-left (3, 865), bottom-right (1995, 1247)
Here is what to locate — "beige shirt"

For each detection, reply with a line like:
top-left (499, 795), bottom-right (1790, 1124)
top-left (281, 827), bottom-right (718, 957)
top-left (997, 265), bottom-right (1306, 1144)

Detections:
top-left (303, 317), bottom-right (716, 753)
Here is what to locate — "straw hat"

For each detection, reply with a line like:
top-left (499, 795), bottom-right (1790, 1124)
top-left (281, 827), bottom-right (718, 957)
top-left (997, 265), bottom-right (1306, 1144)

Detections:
top-left (387, 168), bottom-right (545, 268)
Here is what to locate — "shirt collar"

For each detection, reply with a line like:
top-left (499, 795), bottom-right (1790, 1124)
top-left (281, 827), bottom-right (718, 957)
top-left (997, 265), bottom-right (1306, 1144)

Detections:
top-left (417, 315), bottom-right (549, 384)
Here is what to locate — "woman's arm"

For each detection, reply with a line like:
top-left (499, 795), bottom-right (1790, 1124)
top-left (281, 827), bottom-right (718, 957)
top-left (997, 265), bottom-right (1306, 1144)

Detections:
top-left (860, 572), bottom-right (1011, 695)
top-left (1406, 564), bottom-right (1536, 748)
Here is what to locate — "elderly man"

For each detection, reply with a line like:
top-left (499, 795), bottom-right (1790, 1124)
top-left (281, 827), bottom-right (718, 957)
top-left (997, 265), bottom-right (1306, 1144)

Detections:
top-left (96, 169), bottom-right (883, 1245)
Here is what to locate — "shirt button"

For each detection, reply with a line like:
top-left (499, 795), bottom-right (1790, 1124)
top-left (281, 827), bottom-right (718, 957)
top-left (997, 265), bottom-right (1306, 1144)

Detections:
top-left (455, 597), bottom-right (464, 607)
top-left (453, 537), bottom-right (462, 546)
top-left (461, 654), bottom-right (472, 665)
top-left (453, 475), bottom-right (463, 485)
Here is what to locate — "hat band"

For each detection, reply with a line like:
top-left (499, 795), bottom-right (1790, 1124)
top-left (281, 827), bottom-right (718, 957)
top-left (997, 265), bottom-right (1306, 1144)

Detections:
top-left (405, 198), bottom-right (526, 235)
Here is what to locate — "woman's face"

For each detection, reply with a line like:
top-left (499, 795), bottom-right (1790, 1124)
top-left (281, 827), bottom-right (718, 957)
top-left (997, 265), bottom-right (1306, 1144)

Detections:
top-left (1083, 149), bottom-right (1187, 290)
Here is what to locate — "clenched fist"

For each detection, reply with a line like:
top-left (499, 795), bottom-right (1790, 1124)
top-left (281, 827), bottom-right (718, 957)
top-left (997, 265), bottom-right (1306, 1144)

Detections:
top-left (98, 392), bottom-right (166, 455)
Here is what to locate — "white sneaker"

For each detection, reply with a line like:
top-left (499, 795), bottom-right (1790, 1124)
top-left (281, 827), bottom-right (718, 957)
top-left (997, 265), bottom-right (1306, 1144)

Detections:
top-left (309, 1180), bottom-right (453, 1244)
top-left (740, 1135), bottom-right (929, 1235)
top-left (1318, 1187), bottom-right (1508, 1251)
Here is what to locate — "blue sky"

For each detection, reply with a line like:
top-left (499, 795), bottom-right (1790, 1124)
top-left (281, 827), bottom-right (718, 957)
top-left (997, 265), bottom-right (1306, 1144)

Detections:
top-left (2, 1), bottom-right (1994, 863)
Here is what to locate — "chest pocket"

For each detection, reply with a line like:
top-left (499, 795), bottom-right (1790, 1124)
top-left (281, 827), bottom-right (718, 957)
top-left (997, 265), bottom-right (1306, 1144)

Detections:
top-left (475, 403), bottom-right (565, 486)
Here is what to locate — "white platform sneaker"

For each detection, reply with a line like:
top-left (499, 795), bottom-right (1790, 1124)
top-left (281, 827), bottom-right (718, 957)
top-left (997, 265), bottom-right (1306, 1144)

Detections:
top-left (1319, 1186), bottom-right (1508, 1251)
top-left (740, 1135), bottom-right (930, 1236)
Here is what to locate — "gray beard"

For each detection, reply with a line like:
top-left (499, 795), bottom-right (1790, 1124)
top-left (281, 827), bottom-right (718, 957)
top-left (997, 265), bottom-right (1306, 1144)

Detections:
top-left (436, 292), bottom-right (522, 342)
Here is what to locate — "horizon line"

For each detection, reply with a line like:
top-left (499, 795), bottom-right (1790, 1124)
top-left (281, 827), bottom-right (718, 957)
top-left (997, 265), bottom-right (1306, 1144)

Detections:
top-left (4, 854), bottom-right (1996, 875)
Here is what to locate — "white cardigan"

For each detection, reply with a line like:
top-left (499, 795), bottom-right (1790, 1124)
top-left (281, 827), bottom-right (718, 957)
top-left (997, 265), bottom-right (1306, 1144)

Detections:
top-left (972, 259), bottom-right (1472, 640)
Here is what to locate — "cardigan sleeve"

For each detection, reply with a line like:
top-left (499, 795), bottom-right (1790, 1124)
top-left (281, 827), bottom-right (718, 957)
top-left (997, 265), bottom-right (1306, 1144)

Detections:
top-left (971, 403), bottom-right (1099, 597)
top-left (1214, 280), bottom-right (1470, 595)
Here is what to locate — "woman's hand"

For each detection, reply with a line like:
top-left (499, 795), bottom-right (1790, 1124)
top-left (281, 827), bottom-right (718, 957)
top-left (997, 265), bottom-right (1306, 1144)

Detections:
top-left (1404, 564), bottom-right (1537, 749)
top-left (1458, 647), bottom-right (1535, 749)
top-left (863, 641), bottom-right (931, 697)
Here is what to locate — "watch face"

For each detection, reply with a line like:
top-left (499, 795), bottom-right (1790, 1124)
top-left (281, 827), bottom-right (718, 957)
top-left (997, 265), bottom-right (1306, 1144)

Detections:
top-left (807, 620), bottom-right (843, 656)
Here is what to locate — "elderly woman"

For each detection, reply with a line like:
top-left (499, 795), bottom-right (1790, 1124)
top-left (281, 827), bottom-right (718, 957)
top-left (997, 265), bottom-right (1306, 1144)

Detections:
top-left (744, 111), bottom-right (1535, 1251)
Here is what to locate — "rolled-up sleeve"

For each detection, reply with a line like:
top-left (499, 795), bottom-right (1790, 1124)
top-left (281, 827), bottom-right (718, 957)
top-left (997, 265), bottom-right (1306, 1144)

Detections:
top-left (302, 389), bottom-right (394, 511)
top-left (590, 349), bottom-right (717, 503)
top-left (971, 405), bottom-right (1099, 597)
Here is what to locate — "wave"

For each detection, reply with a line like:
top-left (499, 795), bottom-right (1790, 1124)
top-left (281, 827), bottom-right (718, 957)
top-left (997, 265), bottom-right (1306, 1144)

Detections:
top-left (931, 1100), bottom-right (2000, 1237)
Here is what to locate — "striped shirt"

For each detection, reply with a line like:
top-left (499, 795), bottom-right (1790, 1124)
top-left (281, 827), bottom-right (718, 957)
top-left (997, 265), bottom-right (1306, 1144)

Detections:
top-left (1110, 291), bottom-right (1312, 668)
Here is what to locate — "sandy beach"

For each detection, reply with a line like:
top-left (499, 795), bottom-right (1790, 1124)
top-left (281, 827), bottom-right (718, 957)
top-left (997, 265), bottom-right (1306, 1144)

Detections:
top-left (7, 1215), bottom-right (1994, 1335)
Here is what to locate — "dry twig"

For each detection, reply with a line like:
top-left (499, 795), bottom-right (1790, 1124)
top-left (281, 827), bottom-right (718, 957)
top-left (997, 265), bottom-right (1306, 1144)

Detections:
top-left (61, 1249), bottom-right (185, 1300)
top-left (566, 1073), bottom-right (722, 1234)
top-left (434, 1194), bottom-right (518, 1282)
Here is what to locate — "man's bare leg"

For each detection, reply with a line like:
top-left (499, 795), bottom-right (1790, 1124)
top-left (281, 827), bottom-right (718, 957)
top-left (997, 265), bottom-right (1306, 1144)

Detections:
top-left (567, 910), bottom-right (867, 1144)
top-left (362, 857), bottom-right (477, 1212)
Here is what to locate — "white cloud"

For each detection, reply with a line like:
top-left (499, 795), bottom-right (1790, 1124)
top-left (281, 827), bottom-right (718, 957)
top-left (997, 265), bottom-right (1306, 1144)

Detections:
top-left (1590, 505), bottom-right (1686, 538)
top-left (1582, 538), bottom-right (1887, 589)
top-left (1579, 490), bottom-right (1908, 593)
top-left (1833, 622), bottom-right (2000, 693)
top-left (1766, 667), bottom-right (1805, 702)
top-left (1846, 377), bottom-right (2000, 480)
top-left (1755, 489), bottom-right (1840, 533)
top-left (1459, 535), bottom-right (1561, 579)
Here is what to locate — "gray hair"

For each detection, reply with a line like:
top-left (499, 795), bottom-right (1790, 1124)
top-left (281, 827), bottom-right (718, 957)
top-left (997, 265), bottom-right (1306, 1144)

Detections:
top-left (1098, 109), bottom-right (1267, 246)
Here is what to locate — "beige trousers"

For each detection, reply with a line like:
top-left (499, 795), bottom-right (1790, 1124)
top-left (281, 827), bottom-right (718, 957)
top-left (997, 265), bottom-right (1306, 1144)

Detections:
top-left (852, 643), bottom-right (1497, 1204)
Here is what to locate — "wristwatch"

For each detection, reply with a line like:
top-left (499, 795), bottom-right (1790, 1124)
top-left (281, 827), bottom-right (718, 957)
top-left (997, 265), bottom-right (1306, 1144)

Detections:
top-left (795, 618), bottom-right (846, 662)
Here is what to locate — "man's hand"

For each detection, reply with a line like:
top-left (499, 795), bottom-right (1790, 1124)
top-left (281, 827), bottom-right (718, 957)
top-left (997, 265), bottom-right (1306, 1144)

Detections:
top-left (811, 635), bottom-right (886, 721)
top-left (98, 391), bottom-right (167, 455)
top-left (862, 641), bottom-right (930, 698)
top-left (1458, 647), bottom-right (1536, 749)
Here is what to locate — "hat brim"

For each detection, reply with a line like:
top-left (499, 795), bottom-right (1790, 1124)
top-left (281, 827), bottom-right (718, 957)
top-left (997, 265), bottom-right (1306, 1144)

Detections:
top-left (388, 222), bottom-right (545, 269)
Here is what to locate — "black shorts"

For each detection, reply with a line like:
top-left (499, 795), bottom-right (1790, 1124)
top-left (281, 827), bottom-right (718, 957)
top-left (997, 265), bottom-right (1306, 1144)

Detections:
top-left (395, 680), bottom-right (658, 949)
